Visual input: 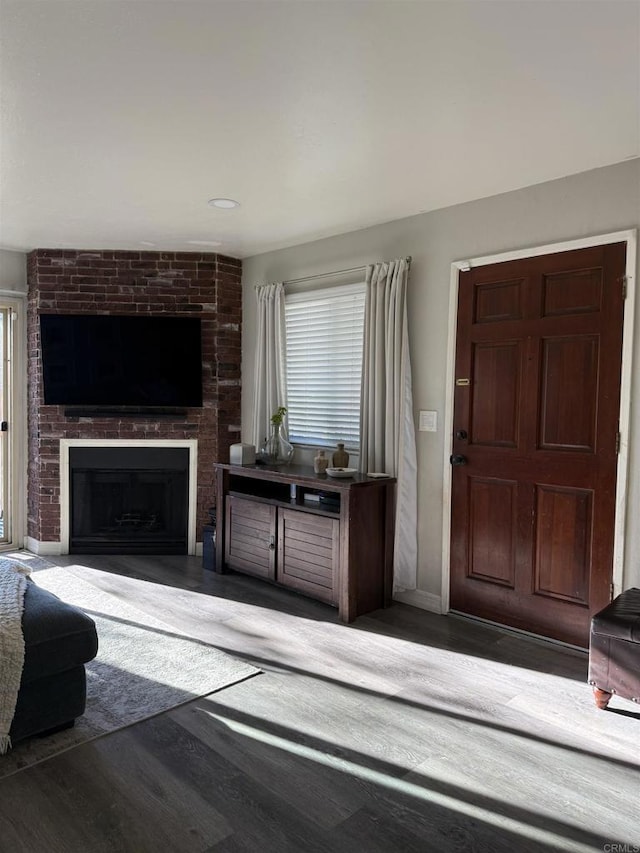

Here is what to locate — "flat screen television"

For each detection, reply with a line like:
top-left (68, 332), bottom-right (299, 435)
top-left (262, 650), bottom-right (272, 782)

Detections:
top-left (40, 314), bottom-right (203, 408)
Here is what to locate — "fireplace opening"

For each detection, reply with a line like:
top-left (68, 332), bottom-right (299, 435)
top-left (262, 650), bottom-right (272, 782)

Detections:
top-left (69, 446), bottom-right (190, 554)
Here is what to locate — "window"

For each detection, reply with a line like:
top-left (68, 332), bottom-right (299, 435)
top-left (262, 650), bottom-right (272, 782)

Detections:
top-left (284, 282), bottom-right (366, 449)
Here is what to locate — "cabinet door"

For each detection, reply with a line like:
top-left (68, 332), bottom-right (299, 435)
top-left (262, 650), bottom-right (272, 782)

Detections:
top-left (277, 508), bottom-right (339, 605)
top-left (225, 496), bottom-right (276, 580)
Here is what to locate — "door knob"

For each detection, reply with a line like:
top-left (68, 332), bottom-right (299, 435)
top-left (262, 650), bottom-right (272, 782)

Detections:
top-left (449, 454), bottom-right (468, 466)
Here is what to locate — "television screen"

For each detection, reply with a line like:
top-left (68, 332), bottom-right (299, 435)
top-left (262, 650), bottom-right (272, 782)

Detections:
top-left (40, 314), bottom-right (203, 407)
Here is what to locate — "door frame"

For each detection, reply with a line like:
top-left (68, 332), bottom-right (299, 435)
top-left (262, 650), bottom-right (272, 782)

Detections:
top-left (441, 230), bottom-right (637, 615)
top-left (0, 294), bottom-right (27, 551)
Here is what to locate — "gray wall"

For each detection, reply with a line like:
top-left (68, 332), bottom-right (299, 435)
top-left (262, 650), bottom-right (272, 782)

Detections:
top-left (0, 250), bottom-right (27, 292)
top-left (241, 159), bottom-right (640, 603)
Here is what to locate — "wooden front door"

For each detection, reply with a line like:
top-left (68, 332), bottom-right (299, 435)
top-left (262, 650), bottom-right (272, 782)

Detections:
top-left (450, 243), bottom-right (626, 646)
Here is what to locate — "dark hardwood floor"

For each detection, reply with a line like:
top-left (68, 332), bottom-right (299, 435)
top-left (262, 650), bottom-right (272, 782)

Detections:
top-left (1, 554), bottom-right (638, 852)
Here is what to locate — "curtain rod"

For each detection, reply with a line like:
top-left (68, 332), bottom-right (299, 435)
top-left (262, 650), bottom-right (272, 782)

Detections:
top-left (254, 256), bottom-right (412, 289)
top-left (283, 264), bottom-right (365, 287)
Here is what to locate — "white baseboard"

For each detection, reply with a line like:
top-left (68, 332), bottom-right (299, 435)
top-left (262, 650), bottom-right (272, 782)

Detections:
top-left (24, 536), bottom-right (63, 556)
top-left (392, 588), bottom-right (442, 614)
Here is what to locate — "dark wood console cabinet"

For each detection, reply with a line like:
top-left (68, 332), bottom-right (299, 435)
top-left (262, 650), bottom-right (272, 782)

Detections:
top-left (214, 463), bottom-right (396, 622)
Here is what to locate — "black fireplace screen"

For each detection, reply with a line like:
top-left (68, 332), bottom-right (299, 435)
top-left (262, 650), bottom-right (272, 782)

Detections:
top-left (69, 447), bottom-right (189, 554)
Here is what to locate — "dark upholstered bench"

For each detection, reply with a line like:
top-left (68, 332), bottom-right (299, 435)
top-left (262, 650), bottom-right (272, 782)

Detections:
top-left (588, 587), bottom-right (640, 709)
top-left (9, 579), bottom-right (98, 743)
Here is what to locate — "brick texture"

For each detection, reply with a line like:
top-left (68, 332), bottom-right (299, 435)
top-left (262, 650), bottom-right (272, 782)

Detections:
top-left (27, 249), bottom-right (242, 545)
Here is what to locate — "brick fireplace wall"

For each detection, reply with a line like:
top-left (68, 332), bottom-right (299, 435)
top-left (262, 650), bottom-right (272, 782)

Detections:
top-left (27, 248), bottom-right (242, 549)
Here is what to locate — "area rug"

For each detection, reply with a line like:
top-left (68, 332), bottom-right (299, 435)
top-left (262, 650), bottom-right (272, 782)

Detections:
top-left (0, 564), bottom-right (260, 778)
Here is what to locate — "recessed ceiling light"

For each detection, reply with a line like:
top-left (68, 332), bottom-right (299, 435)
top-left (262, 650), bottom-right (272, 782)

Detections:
top-left (187, 240), bottom-right (223, 247)
top-left (208, 198), bottom-right (240, 209)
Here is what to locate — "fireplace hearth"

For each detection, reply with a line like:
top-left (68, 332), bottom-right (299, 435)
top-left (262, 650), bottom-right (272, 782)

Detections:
top-left (69, 446), bottom-right (190, 554)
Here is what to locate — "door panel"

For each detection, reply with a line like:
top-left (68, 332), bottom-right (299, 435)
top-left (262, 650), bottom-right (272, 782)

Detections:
top-left (278, 508), bottom-right (339, 605)
top-left (0, 307), bottom-right (11, 545)
top-left (534, 485), bottom-right (592, 604)
top-left (225, 496), bottom-right (276, 579)
top-left (450, 243), bottom-right (625, 646)
top-left (539, 336), bottom-right (598, 451)
top-left (542, 269), bottom-right (602, 317)
top-left (468, 478), bottom-right (517, 586)
top-left (475, 279), bottom-right (524, 323)
top-left (472, 341), bottom-right (522, 446)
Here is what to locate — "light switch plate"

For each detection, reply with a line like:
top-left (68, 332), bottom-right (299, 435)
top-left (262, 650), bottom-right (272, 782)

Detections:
top-left (419, 410), bottom-right (438, 432)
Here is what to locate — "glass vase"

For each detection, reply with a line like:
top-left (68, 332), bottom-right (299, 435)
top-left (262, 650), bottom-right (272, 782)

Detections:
top-left (260, 423), bottom-right (294, 465)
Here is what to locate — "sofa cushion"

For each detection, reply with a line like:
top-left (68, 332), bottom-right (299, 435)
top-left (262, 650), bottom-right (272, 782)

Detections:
top-left (20, 580), bottom-right (98, 684)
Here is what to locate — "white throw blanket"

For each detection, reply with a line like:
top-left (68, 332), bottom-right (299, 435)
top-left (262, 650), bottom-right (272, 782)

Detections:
top-left (0, 562), bottom-right (30, 754)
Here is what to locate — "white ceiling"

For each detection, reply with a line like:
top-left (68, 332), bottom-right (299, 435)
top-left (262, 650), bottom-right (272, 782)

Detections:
top-left (1, 1), bottom-right (638, 259)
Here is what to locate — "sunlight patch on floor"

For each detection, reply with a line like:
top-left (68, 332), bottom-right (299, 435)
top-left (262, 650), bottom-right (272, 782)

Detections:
top-left (199, 708), bottom-right (596, 853)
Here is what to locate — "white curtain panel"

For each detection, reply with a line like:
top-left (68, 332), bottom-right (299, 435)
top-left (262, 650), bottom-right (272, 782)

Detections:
top-left (252, 283), bottom-right (289, 448)
top-left (360, 259), bottom-right (418, 592)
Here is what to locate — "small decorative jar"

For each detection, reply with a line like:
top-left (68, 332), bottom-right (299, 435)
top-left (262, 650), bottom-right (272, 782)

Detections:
top-left (314, 449), bottom-right (329, 474)
top-left (332, 443), bottom-right (349, 468)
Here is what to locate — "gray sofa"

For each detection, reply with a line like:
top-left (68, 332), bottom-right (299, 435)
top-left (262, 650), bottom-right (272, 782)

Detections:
top-left (9, 579), bottom-right (98, 743)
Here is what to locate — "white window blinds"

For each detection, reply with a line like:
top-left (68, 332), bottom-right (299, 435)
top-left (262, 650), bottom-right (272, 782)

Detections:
top-left (284, 281), bottom-right (366, 448)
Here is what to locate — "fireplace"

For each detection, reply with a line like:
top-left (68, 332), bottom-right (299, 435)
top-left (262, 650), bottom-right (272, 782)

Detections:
top-left (26, 248), bottom-right (243, 555)
top-left (67, 444), bottom-right (193, 554)
top-left (58, 439), bottom-right (198, 555)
